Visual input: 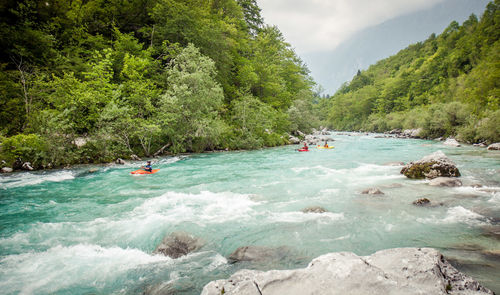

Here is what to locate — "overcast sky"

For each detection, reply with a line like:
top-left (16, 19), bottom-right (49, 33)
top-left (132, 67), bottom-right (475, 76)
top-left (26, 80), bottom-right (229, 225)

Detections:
top-left (256, 0), bottom-right (447, 54)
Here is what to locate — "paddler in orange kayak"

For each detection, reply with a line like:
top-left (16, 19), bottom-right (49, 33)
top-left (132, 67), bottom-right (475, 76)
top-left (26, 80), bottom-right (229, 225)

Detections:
top-left (141, 160), bottom-right (153, 172)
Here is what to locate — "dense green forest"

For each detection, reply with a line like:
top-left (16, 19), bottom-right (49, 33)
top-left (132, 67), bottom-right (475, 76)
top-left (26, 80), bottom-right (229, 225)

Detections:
top-left (321, 0), bottom-right (499, 143)
top-left (0, 0), bottom-right (320, 169)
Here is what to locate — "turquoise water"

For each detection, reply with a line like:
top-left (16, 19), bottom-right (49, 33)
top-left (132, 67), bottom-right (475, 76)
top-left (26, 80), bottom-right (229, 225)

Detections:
top-left (1, 132), bottom-right (499, 294)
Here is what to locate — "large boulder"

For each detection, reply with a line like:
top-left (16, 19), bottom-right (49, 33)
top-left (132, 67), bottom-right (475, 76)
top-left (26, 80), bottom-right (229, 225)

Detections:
top-left (153, 232), bottom-right (203, 259)
top-left (401, 151), bottom-right (460, 179)
top-left (443, 138), bottom-right (461, 147)
top-left (228, 246), bottom-right (289, 264)
top-left (487, 143), bottom-right (500, 150)
top-left (429, 177), bottom-right (462, 187)
top-left (402, 128), bottom-right (422, 138)
top-left (115, 158), bottom-right (126, 165)
top-left (202, 248), bottom-right (493, 295)
top-left (288, 135), bottom-right (301, 144)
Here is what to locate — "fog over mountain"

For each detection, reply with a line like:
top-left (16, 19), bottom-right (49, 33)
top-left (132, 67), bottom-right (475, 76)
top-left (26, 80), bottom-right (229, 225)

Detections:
top-left (300, 0), bottom-right (490, 95)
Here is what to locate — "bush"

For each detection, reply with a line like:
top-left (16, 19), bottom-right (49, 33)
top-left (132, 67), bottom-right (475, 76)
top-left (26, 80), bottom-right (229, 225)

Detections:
top-left (0, 134), bottom-right (47, 168)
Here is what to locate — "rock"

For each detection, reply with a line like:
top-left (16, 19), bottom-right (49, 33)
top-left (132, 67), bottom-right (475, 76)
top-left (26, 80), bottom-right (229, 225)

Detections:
top-left (473, 142), bottom-right (488, 148)
top-left (21, 162), bottom-right (34, 171)
top-left (383, 161), bottom-right (405, 166)
top-left (130, 154), bottom-right (142, 161)
top-left (402, 128), bottom-right (422, 138)
top-left (202, 248), bottom-right (493, 295)
top-left (361, 188), bottom-right (384, 195)
top-left (429, 177), bottom-right (463, 187)
top-left (115, 158), bottom-right (126, 165)
top-left (401, 151), bottom-right (460, 179)
top-left (443, 138), bottom-right (461, 147)
top-left (1, 167), bottom-right (13, 173)
top-left (487, 143), bottom-right (500, 150)
top-left (296, 130), bottom-right (305, 137)
top-left (228, 246), bottom-right (289, 264)
top-left (72, 137), bottom-right (87, 148)
top-left (387, 129), bottom-right (402, 135)
top-left (301, 206), bottom-right (327, 213)
top-left (413, 198), bottom-right (431, 206)
top-left (88, 168), bottom-right (99, 173)
top-left (288, 135), bottom-right (301, 144)
top-left (153, 232), bottom-right (203, 259)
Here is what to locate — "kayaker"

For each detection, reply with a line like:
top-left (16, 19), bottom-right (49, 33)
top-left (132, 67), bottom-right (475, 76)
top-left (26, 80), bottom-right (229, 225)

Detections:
top-left (324, 141), bottom-right (329, 148)
top-left (142, 160), bottom-right (152, 172)
top-left (302, 142), bottom-right (309, 151)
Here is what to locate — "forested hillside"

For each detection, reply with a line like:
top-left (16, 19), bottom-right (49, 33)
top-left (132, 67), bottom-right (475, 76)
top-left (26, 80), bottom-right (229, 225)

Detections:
top-left (0, 0), bottom-right (319, 169)
top-left (322, 0), bottom-right (499, 143)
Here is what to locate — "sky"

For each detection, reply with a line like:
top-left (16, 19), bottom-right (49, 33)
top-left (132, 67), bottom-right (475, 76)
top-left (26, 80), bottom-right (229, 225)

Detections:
top-left (257, 0), bottom-right (447, 54)
top-left (256, 0), bottom-right (490, 94)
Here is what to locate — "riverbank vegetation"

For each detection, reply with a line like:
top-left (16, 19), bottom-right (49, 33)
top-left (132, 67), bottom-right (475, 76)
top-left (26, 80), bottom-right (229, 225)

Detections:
top-left (322, 0), bottom-right (499, 143)
top-left (0, 0), bottom-right (319, 169)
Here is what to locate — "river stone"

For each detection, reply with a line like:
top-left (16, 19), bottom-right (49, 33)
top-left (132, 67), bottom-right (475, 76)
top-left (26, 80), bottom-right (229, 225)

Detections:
top-left (153, 232), bottom-right (203, 259)
top-left (228, 246), bottom-right (289, 263)
top-left (1, 167), bottom-right (13, 173)
top-left (115, 158), bottom-right (126, 165)
top-left (443, 138), bottom-right (461, 147)
top-left (288, 135), bottom-right (300, 144)
top-left (413, 198), bottom-right (431, 206)
top-left (22, 162), bottom-right (34, 171)
top-left (487, 143), bottom-right (500, 150)
top-left (130, 154), bottom-right (142, 161)
top-left (429, 177), bottom-right (463, 187)
top-left (202, 248), bottom-right (493, 295)
top-left (400, 151), bottom-right (460, 179)
top-left (301, 206), bottom-right (327, 213)
top-left (361, 188), bottom-right (384, 195)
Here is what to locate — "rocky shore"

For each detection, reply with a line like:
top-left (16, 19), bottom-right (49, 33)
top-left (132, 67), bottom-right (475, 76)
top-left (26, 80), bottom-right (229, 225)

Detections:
top-left (202, 248), bottom-right (494, 295)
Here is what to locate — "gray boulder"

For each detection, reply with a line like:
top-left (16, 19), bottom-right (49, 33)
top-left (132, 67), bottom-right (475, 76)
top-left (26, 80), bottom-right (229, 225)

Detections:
top-left (115, 158), bottom-right (126, 165)
top-left (130, 154), bottom-right (142, 161)
top-left (429, 177), bottom-right (462, 187)
top-left (153, 232), bottom-right (203, 259)
top-left (487, 143), bottom-right (500, 150)
top-left (22, 162), bottom-right (34, 171)
top-left (288, 135), bottom-right (301, 144)
top-left (443, 138), bottom-right (461, 147)
top-left (401, 151), bottom-right (460, 179)
top-left (202, 248), bottom-right (493, 295)
top-left (301, 206), bottom-right (327, 213)
top-left (402, 128), bottom-right (422, 138)
top-left (361, 188), bottom-right (384, 195)
top-left (228, 246), bottom-right (289, 264)
top-left (1, 167), bottom-right (13, 173)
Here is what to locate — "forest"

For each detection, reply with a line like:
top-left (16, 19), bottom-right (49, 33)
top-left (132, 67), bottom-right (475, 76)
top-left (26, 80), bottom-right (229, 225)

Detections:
top-left (321, 0), bottom-right (499, 143)
top-left (0, 0), bottom-right (319, 169)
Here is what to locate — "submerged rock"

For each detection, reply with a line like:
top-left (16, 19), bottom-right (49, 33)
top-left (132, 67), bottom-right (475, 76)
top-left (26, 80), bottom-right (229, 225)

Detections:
top-left (302, 206), bottom-right (327, 213)
top-left (202, 248), bottom-right (493, 295)
top-left (153, 232), bottom-right (203, 259)
top-left (429, 177), bottom-right (462, 187)
top-left (413, 198), bottom-right (431, 206)
top-left (401, 151), bottom-right (460, 179)
top-left (228, 246), bottom-right (289, 264)
top-left (487, 143), bottom-right (500, 150)
top-left (443, 138), bottom-right (461, 147)
top-left (361, 188), bottom-right (384, 195)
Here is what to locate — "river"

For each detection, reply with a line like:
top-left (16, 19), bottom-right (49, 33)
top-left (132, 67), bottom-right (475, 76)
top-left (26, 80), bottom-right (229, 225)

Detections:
top-left (1, 132), bottom-right (499, 294)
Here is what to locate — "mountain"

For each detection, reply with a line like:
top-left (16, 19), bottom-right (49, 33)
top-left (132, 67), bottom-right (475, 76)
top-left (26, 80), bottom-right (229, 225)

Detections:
top-left (302, 0), bottom-right (490, 95)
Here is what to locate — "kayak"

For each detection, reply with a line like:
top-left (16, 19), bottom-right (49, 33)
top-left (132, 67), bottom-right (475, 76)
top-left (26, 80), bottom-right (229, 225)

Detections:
top-left (130, 169), bottom-right (160, 175)
top-left (316, 146), bottom-right (335, 149)
top-left (298, 149), bottom-right (309, 152)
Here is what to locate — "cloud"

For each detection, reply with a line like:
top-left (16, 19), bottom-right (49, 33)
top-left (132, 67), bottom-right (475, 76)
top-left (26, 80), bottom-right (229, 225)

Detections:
top-left (257, 0), bottom-right (446, 54)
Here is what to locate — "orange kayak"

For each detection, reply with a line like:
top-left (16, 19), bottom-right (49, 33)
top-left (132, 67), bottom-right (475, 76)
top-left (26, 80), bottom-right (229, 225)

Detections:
top-left (130, 169), bottom-right (160, 175)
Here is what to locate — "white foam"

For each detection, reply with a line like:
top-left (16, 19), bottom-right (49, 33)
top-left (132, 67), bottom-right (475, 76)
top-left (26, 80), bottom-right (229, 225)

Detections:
top-left (0, 171), bottom-right (74, 189)
top-left (417, 206), bottom-right (488, 226)
top-left (267, 211), bottom-right (344, 224)
top-left (0, 244), bottom-right (170, 294)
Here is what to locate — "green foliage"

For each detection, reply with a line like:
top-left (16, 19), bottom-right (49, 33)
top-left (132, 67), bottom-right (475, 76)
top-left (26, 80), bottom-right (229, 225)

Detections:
top-left (0, 0), bottom-right (319, 169)
top-left (0, 133), bottom-right (47, 168)
top-left (325, 1), bottom-right (500, 143)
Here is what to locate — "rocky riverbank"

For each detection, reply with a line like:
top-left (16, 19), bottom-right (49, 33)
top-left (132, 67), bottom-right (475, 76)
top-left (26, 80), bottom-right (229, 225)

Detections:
top-left (202, 248), bottom-right (494, 295)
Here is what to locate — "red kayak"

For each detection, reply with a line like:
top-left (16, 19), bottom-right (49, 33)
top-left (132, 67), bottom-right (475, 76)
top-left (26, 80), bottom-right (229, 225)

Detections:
top-left (298, 149), bottom-right (309, 152)
top-left (130, 169), bottom-right (160, 175)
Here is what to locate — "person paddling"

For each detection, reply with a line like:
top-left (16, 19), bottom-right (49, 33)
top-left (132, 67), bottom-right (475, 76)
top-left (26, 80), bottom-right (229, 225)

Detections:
top-left (302, 142), bottom-right (309, 151)
top-left (142, 160), bottom-right (152, 172)
top-left (324, 141), bottom-right (329, 148)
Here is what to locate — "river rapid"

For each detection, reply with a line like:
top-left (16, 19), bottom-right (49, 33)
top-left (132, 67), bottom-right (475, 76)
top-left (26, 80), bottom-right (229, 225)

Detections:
top-left (1, 132), bottom-right (499, 294)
